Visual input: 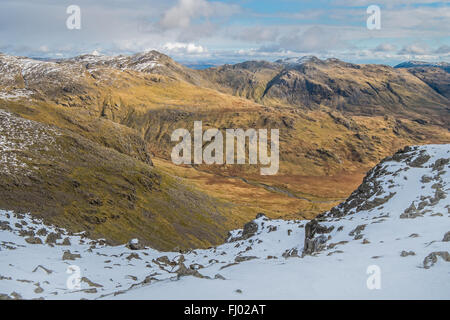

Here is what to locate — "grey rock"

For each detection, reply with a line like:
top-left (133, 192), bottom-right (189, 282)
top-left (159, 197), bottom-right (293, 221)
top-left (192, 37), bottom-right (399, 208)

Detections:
top-left (127, 239), bottom-right (145, 250)
top-left (25, 237), bottom-right (43, 245)
top-left (62, 250), bottom-right (81, 261)
top-left (423, 251), bottom-right (450, 269)
top-left (400, 250), bottom-right (416, 257)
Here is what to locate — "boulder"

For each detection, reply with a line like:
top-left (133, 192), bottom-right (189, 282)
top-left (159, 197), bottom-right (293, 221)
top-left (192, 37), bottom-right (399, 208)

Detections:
top-left (127, 238), bottom-right (145, 250)
top-left (442, 232), bottom-right (450, 242)
top-left (62, 250), bottom-right (81, 261)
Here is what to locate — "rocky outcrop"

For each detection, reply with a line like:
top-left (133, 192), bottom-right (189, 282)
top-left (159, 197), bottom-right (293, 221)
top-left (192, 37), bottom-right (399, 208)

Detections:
top-left (62, 250), bottom-right (81, 261)
top-left (127, 239), bottom-right (145, 250)
top-left (302, 220), bottom-right (334, 256)
top-left (227, 214), bottom-right (267, 242)
top-left (423, 251), bottom-right (450, 269)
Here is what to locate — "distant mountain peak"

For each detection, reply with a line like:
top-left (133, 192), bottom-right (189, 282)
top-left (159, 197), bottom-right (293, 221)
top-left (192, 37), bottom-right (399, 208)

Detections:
top-left (395, 60), bottom-right (450, 72)
top-left (275, 55), bottom-right (322, 65)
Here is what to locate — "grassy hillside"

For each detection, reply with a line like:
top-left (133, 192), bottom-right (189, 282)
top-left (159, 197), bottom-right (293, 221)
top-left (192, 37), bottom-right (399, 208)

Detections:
top-left (0, 52), bottom-right (449, 249)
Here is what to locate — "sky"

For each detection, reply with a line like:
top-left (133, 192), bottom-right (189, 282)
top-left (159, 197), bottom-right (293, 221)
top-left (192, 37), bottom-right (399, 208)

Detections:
top-left (0, 0), bottom-right (449, 66)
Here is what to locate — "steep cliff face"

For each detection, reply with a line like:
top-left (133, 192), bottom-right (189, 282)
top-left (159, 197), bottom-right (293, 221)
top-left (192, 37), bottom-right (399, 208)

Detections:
top-left (303, 144), bottom-right (449, 257)
top-left (201, 57), bottom-right (450, 126)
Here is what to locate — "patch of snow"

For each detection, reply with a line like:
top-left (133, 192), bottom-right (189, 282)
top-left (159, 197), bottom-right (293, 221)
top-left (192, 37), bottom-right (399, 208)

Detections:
top-left (0, 144), bottom-right (449, 299)
top-left (0, 89), bottom-right (34, 101)
top-left (0, 109), bottom-right (59, 175)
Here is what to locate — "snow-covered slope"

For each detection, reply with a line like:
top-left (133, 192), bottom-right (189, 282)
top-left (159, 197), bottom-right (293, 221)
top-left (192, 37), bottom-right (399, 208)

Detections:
top-left (395, 61), bottom-right (450, 72)
top-left (66, 51), bottom-right (164, 73)
top-left (0, 144), bottom-right (449, 300)
top-left (275, 55), bottom-right (322, 66)
top-left (0, 51), bottom-right (204, 100)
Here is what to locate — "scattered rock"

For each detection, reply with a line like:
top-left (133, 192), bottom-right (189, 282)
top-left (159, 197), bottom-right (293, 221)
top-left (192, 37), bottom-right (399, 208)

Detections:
top-left (303, 220), bottom-right (334, 255)
top-left (255, 213), bottom-right (266, 219)
top-left (400, 250), bottom-right (416, 257)
top-left (61, 237), bottom-right (71, 246)
top-left (423, 251), bottom-right (450, 269)
top-left (327, 241), bottom-right (348, 250)
top-left (400, 203), bottom-right (423, 219)
top-left (0, 221), bottom-right (12, 231)
top-left (81, 277), bottom-right (103, 288)
top-left (220, 262), bottom-right (239, 270)
top-left (235, 256), bottom-right (258, 263)
top-left (141, 275), bottom-right (157, 285)
top-left (82, 288), bottom-right (97, 294)
top-left (409, 153), bottom-right (430, 168)
top-left (126, 253), bottom-right (141, 261)
top-left (32, 265), bottom-right (53, 275)
top-left (227, 220), bottom-right (258, 242)
top-left (154, 256), bottom-right (177, 267)
top-left (175, 256), bottom-right (209, 279)
top-left (431, 158), bottom-right (449, 171)
top-left (349, 224), bottom-right (366, 237)
top-left (36, 228), bottom-right (48, 237)
top-left (62, 250), bottom-right (81, 261)
top-left (45, 232), bottom-right (61, 245)
top-left (25, 236), bottom-right (42, 245)
top-left (127, 238), bottom-right (145, 250)
top-left (442, 232), bottom-right (450, 242)
top-left (327, 250), bottom-right (344, 256)
top-left (282, 248), bottom-right (299, 258)
top-left (10, 292), bottom-right (22, 300)
top-left (0, 294), bottom-right (12, 300)
top-left (19, 229), bottom-right (35, 237)
top-left (34, 283), bottom-right (44, 294)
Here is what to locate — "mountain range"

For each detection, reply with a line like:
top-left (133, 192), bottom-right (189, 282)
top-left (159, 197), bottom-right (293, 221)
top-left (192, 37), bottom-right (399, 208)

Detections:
top-left (0, 51), bottom-right (449, 250)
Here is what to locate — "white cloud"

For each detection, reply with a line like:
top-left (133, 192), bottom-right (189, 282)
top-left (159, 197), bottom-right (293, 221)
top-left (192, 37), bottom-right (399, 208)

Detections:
top-left (277, 26), bottom-right (344, 53)
top-left (38, 45), bottom-right (49, 53)
top-left (434, 45), bottom-right (450, 54)
top-left (158, 0), bottom-right (240, 30)
top-left (163, 42), bottom-right (207, 54)
top-left (374, 43), bottom-right (397, 52)
top-left (399, 44), bottom-right (430, 55)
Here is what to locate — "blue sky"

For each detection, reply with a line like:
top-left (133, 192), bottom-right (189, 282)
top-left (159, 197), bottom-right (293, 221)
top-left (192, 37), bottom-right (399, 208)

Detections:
top-left (0, 0), bottom-right (448, 65)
